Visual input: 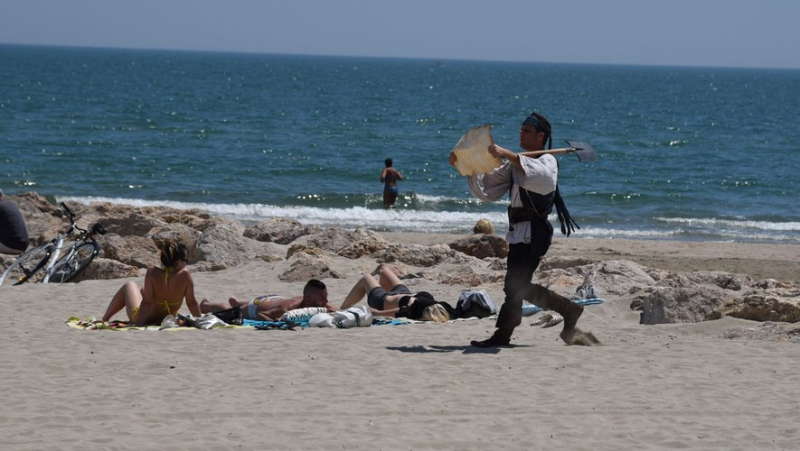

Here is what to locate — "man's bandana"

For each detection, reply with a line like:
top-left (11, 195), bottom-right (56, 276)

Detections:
top-left (522, 114), bottom-right (544, 131)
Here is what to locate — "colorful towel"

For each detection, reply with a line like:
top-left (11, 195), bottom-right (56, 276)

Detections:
top-left (243, 319), bottom-right (303, 330)
top-left (66, 317), bottom-right (244, 331)
top-left (522, 297), bottom-right (605, 317)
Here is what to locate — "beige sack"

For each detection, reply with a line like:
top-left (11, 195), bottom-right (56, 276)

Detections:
top-left (451, 124), bottom-right (502, 176)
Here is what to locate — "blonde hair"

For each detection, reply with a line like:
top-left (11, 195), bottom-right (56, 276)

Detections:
top-left (159, 239), bottom-right (188, 269)
top-left (421, 304), bottom-right (450, 323)
top-left (473, 218), bottom-right (493, 234)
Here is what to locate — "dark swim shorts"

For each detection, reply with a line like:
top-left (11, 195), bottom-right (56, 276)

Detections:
top-left (367, 284), bottom-right (411, 310)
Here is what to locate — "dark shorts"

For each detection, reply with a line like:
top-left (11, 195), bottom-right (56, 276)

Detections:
top-left (367, 284), bottom-right (411, 310)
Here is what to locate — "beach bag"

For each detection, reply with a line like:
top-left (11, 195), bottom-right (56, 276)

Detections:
top-left (211, 306), bottom-right (243, 326)
top-left (280, 307), bottom-right (328, 323)
top-left (456, 290), bottom-right (498, 319)
top-left (308, 312), bottom-right (335, 328)
top-left (332, 305), bottom-right (373, 328)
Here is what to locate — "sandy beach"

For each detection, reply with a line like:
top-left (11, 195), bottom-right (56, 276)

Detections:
top-left (1, 234), bottom-right (799, 450)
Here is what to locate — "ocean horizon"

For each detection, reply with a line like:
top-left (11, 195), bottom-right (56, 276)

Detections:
top-left (2, 44), bottom-right (799, 243)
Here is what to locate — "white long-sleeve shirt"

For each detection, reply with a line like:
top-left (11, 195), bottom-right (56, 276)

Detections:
top-left (466, 154), bottom-right (558, 244)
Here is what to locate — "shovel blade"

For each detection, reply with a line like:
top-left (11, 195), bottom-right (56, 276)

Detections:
top-left (565, 140), bottom-right (597, 162)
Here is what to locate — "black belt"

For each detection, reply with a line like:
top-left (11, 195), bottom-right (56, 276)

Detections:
top-left (507, 206), bottom-right (542, 225)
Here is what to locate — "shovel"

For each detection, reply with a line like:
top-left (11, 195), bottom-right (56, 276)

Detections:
top-left (520, 140), bottom-right (597, 162)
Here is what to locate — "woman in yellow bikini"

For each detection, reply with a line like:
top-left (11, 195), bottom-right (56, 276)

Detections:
top-left (101, 239), bottom-right (201, 326)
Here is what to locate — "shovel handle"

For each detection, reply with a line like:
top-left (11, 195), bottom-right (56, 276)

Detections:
top-left (518, 147), bottom-right (575, 158)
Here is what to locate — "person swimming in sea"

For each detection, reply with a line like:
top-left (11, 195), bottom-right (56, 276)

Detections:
top-left (380, 158), bottom-right (404, 208)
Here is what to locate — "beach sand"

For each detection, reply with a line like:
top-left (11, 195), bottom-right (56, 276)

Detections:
top-left (1, 235), bottom-right (799, 450)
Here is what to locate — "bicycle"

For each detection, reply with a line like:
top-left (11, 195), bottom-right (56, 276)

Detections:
top-left (0, 202), bottom-right (107, 286)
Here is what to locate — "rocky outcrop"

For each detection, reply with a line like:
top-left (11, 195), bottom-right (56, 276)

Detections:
top-left (71, 258), bottom-right (141, 282)
top-left (715, 294), bottom-right (800, 323)
top-left (192, 224), bottom-right (284, 271)
top-left (378, 244), bottom-right (454, 267)
top-left (448, 234), bottom-right (508, 259)
top-left (244, 218), bottom-right (321, 245)
top-left (301, 228), bottom-right (388, 256)
top-left (279, 256), bottom-right (343, 282)
top-left (639, 286), bottom-right (730, 325)
top-left (101, 234), bottom-right (160, 269)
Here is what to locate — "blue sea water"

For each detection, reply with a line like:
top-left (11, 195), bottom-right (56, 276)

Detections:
top-left (1, 44), bottom-right (799, 243)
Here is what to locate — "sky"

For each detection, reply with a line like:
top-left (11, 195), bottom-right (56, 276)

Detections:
top-left (1, 0), bottom-right (799, 69)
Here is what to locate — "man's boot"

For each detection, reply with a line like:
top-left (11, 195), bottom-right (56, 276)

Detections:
top-left (527, 284), bottom-right (599, 345)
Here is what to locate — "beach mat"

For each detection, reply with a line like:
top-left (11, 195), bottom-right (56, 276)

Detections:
top-left (522, 297), bottom-right (605, 317)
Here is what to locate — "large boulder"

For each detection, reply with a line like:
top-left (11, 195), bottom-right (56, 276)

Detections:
top-left (192, 225), bottom-right (283, 271)
top-left (71, 258), bottom-right (140, 282)
top-left (715, 294), bottom-right (800, 323)
top-left (303, 228), bottom-right (387, 255)
top-left (99, 213), bottom-right (166, 237)
top-left (640, 286), bottom-right (730, 324)
top-left (657, 271), bottom-right (752, 291)
top-left (244, 218), bottom-right (321, 245)
top-left (449, 234), bottom-right (509, 259)
top-left (540, 256), bottom-right (600, 271)
top-left (378, 244), bottom-right (455, 267)
top-left (538, 259), bottom-right (656, 297)
top-left (279, 256), bottom-right (343, 282)
top-left (101, 234), bottom-right (160, 268)
top-left (338, 238), bottom-right (390, 259)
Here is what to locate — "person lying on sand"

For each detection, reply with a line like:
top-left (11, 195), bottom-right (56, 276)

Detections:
top-left (200, 279), bottom-right (336, 321)
top-left (340, 266), bottom-right (456, 322)
top-left (102, 239), bottom-right (201, 326)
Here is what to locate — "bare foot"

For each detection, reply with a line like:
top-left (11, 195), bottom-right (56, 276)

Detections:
top-left (560, 328), bottom-right (601, 346)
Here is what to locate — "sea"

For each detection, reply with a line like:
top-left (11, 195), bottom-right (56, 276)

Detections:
top-left (1, 44), bottom-right (799, 243)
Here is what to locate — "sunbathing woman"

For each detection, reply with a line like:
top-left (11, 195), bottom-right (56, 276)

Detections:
top-left (339, 266), bottom-right (455, 322)
top-left (101, 239), bottom-right (201, 326)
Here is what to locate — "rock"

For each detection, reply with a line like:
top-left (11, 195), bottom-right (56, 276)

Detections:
top-left (378, 244), bottom-right (454, 267)
top-left (716, 294), bottom-right (800, 323)
top-left (101, 234), bottom-right (160, 268)
top-left (540, 256), bottom-right (599, 270)
top-left (640, 286), bottom-right (729, 324)
top-left (98, 213), bottom-right (166, 237)
top-left (244, 218), bottom-right (320, 245)
top-left (449, 234), bottom-right (509, 259)
top-left (303, 228), bottom-right (387, 255)
top-left (473, 218), bottom-right (493, 234)
top-left (657, 271), bottom-right (752, 291)
top-left (286, 244), bottom-right (326, 259)
top-left (192, 225), bottom-right (283, 271)
top-left (71, 258), bottom-right (140, 282)
top-left (338, 239), bottom-right (389, 259)
top-left (534, 268), bottom-right (585, 292)
top-left (537, 260), bottom-right (656, 297)
top-left (587, 260), bottom-right (656, 296)
top-left (279, 256), bottom-right (343, 282)
top-left (439, 271), bottom-right (504, 287)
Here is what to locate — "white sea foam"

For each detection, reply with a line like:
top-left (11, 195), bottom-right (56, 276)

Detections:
top-left (56, 195), bottom-right (799, 242)
top-left (655, 217), bottom-right (800, 232)
top-left (57, 195), bottom-right (507, 233)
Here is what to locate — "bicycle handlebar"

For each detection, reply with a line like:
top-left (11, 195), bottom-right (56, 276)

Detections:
top-left (60, 202), bottom-right (75, 220)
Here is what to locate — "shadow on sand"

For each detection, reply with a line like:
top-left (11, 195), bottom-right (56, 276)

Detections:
top-left (387, 344), bottom-right (532, 355)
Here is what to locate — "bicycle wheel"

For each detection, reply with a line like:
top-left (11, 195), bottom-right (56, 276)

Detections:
top-left (47, 242), bottom-right (100, 283)
top-left (0, 245), bottom-right (52, 286)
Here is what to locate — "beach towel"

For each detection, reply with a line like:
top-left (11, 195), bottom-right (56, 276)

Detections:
top-left (522, 297), bottom-right (605, 317)
top-left (66, 316), bottom-right (245, 331)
